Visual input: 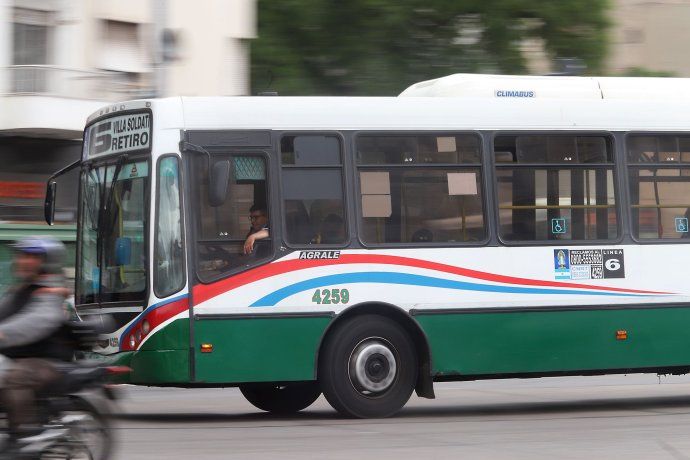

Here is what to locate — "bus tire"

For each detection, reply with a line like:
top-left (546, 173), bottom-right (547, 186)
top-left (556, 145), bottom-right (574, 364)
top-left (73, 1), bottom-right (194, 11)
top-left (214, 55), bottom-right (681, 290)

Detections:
top-left (239, 382), bottom-right (321, 414)
top-left (319, 314), bottom-right (417, 418)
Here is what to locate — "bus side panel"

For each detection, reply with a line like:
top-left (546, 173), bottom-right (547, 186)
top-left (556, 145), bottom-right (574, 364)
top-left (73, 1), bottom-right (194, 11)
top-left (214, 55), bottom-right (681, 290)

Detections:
top-left (130, 318), bottom-right (191, 384)
top-left (193, 316), bottom-right (331, 383)
top-left (416, 307), bottom-right (690, 376)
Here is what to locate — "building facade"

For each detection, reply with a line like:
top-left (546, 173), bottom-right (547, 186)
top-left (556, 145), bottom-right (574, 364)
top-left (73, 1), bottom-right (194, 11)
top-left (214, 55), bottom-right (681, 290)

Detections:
top-left (608, 0), bottom-right (690, 77)
top-left (0, 0), bottom-right (256, 287)
top-left (521, 0), bottom-right (690, 77)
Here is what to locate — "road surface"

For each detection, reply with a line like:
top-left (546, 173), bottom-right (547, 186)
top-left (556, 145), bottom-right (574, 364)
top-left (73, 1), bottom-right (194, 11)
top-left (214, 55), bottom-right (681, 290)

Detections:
top-left (113, 374), bottom-right (690, 459)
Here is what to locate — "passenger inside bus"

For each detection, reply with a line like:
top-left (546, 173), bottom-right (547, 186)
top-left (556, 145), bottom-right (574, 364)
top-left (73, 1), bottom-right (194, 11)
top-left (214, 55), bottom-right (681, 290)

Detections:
top-left (283, 201), bottom-right (313, 244)
top-left (318, 213), bottom-right (345, 244)
top-left (411, 228), bottom-right (433, 243)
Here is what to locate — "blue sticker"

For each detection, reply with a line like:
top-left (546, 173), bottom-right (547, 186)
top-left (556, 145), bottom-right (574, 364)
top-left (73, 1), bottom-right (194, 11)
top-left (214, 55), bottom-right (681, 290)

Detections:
top-left (675, 217), bottom-right (688, 233)
top-left (551, 218), bottom-right (566, 234)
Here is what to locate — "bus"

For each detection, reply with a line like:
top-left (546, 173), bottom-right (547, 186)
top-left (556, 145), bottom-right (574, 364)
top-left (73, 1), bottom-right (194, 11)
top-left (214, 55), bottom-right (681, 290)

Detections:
top-left (45, 74), bottom-right (690, 418)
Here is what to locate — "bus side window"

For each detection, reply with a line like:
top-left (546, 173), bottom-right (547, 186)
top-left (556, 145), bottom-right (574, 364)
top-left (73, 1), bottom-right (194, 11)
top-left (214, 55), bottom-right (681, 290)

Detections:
top-left (280, 135), bottom-right (348, 246)
top-left (192, 154), bottom-right (271, 282)
top-left (356, 133), bottom-right (486, 245)
top-left (494, 134), bottom-right (617, 242)
top-left (155, 156), bottom-right (185, 297)
top-left (628, 135), bottom-right (690, 240)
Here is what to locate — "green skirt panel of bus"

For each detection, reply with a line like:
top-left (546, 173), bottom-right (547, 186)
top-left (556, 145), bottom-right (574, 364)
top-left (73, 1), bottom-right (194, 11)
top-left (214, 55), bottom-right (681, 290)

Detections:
top-left (130, 318), bottom-right (190, 384)
top-left (416, 306), bottom-right (690, 377)
top-left (123, 306), bottom-right (690, 385)
top-left (192, 316), bottom-right (331, 384)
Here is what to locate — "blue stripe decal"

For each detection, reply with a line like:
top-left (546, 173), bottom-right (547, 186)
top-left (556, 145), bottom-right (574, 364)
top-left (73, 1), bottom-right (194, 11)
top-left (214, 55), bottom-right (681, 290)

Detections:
top-left (250, 272), bottom-right (643, 307)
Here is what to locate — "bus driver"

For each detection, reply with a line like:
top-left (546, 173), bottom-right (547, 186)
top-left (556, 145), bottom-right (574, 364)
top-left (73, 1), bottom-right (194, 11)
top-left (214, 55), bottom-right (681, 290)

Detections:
top-left (243, 204), bottom-right (269, 255)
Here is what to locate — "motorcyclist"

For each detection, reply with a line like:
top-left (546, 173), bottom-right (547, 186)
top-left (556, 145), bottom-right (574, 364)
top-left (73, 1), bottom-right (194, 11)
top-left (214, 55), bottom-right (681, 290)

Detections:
top-left (0, 236), bottom-right (71, 443)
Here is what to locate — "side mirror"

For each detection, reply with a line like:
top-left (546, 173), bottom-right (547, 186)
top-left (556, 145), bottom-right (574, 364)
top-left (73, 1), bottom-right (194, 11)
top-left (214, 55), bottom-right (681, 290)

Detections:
top-left (115, 237), bottom-right (132, 266)
top-left (209, 160), bottom-right (230, 207)
top-left (44, 181), bottom-right (57, 225)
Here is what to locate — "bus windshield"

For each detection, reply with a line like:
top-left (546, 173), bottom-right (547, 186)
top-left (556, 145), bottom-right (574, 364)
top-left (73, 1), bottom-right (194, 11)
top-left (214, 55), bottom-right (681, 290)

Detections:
top-left (76, 159), bottom-right (148, 304)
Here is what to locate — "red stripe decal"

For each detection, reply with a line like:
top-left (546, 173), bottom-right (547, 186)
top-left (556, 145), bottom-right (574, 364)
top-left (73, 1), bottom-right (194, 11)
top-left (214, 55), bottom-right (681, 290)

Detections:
top-left (121, 297), bottom-right (189, 352)
top-left (193, 254), bottom-right (667, 306)
top-left (143, 298), bottom-right (189, 332)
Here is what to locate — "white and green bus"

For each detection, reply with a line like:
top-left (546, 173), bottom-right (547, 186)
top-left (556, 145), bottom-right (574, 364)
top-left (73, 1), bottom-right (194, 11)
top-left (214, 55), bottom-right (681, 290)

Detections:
top-left (46, 74), bottom-right (690, 418)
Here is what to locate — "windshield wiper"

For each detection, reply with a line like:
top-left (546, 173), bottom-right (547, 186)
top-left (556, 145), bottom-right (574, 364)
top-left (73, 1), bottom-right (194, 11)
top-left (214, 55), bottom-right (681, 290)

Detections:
top-left (84, 166), bottom-right (100, 231)
top-left (86, 162), bottom-right (106, 303)
top-left (96, 154), bottom-right (128, 304)
top-left (102, 154), bottom-right (128, 231)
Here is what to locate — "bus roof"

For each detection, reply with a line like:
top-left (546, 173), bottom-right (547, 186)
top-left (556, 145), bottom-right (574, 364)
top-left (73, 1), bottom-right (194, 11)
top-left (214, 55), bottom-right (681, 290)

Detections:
top-left (399, 73), bottom-right (690, 100)
top-left (171, 95), bottom-right (690, 132)
top-left (90, 74), bottom-right (690, 134)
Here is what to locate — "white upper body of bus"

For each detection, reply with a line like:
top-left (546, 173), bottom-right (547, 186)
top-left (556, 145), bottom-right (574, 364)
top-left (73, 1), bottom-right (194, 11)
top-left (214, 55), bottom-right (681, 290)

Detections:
top-left (85, 74), bottom-right (690, 140)
top-left (398, 73), bottom-right (690, 100)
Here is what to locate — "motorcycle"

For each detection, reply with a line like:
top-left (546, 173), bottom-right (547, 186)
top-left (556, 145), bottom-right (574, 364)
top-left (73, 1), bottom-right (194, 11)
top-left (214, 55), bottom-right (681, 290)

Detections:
top-left (0, 317), bottom-right (129, 459)
top-left (0, 363), bottom-right (129, 460)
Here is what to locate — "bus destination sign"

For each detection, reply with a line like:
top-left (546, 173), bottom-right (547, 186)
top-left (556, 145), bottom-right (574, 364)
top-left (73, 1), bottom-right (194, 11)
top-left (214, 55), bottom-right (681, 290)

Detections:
top-left (86, 112), bottom-right (151, 159)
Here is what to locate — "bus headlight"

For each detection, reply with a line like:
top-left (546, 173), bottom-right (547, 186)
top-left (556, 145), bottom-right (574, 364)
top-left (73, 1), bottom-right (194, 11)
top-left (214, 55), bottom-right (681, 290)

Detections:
top-left (142, 320), bottom-right (150, 336)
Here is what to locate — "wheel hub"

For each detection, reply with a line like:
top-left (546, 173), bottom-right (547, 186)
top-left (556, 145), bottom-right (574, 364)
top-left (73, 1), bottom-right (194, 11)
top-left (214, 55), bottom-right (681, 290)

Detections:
top-left (349, 339), bottom-right (397, 394)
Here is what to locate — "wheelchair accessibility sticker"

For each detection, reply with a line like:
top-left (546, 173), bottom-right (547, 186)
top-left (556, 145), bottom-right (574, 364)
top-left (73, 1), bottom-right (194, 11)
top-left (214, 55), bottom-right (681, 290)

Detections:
top-left (551, 218), bottom-right (567, 234)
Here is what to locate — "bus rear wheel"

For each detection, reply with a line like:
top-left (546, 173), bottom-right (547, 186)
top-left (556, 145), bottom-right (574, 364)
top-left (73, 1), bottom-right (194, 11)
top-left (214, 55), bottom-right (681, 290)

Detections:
top-left (319, 314), bottom-right (417, 418)
top-left (239, 382), bottom-right (321, 414)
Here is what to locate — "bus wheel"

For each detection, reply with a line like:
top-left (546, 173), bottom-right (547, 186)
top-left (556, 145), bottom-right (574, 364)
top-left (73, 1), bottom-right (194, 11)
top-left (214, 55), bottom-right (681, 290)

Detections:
top-left (319, 314), bottom-right (417, 418)
top-left (239, 382), bottom-right (321, 414)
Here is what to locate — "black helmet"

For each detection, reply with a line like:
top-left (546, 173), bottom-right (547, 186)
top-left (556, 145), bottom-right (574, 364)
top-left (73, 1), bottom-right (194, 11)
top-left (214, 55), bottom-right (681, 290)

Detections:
top-left (12, 236), bottom-right (66, 275)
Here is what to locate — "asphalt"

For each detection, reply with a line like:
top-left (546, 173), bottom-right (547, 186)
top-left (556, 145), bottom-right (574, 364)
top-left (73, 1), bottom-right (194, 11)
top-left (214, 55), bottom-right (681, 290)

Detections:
top-left (112, 374), bottom-right (690, 459)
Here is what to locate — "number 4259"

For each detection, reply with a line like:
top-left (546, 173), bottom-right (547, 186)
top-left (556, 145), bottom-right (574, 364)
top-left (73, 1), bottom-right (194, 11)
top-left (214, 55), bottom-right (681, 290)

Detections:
top-left (312, 288), bottom-right (349, 305)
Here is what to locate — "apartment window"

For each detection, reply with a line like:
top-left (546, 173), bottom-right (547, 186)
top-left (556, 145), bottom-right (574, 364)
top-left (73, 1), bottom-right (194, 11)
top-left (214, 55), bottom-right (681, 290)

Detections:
top-left (12, 8), bottom-right (51, 92)
top-left (495, 135), bottom-right (618, 242)
top-left (628, 135), bottom-right (690, 240)
top-left (356, 134), bottom-right (486, 244)
top-left (281, 135), bottom-right (347, 245)
top-left (100, 20), bottom-right (146, 74)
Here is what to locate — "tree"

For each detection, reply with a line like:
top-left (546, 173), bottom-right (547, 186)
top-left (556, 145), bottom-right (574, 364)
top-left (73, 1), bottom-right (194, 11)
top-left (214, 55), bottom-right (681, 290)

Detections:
top-left (620, 67), bottom-right (675, 78)
top-left (251, 0), bottom-right (611, 96)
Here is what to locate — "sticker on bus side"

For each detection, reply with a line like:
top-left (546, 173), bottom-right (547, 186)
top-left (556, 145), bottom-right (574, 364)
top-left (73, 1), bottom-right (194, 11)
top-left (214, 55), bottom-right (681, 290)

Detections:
top-left (299, 251), bottom-right (341, 260)
top-left (495, 90), bottom-right (536, 98)
top-left (554, 249), bottom-right (570, 280)
top-left (554, 249), bottom-right (625, 280)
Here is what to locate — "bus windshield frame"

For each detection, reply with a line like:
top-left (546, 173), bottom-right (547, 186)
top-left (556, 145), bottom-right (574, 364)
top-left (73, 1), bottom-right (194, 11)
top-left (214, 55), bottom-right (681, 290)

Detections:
top-left (75, 155), bottom-right (151, 305)
top-left (76, 109), bottom-right (153, 306)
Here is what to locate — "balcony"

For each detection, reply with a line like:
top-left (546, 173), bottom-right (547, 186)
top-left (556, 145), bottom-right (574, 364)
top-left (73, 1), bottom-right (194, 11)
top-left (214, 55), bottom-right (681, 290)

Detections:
top-left (0, 66), bottom-right (155, 137)
top-left (4, 65), bottom-right (154, 101)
